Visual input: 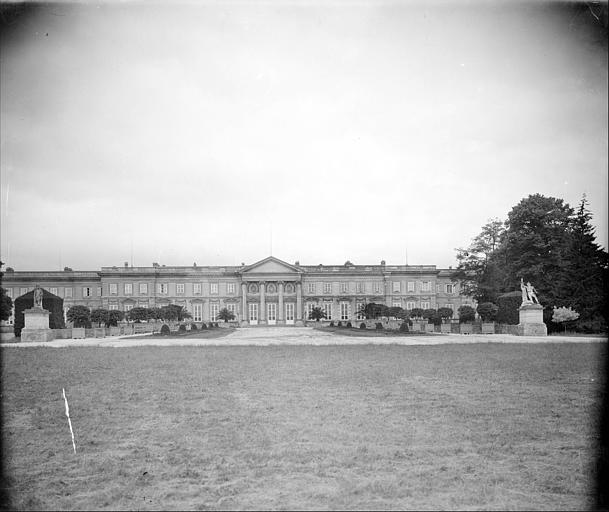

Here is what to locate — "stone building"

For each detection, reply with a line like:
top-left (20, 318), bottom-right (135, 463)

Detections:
top-left (1, 256), bottom-right (475, 326)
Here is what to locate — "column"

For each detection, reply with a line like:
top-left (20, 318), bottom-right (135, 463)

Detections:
top-left (296, 281), bottom-right (303, 325)
top-left (278, 281), bottom-right (285, 324)
top-left (259, 281), bottom-right (266, 324)
top-left (241, 282), bottom-right (248, 325)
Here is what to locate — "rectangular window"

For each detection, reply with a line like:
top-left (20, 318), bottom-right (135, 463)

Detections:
top-left (308, 283), bottom-right (316, 294)
top-left (421, 301), bottom-right (430, 309)
top-left (210, 303), bottom-right (219, 321)
top-left (406, 301), bottom-right (416, 310)
top-left (323, 302), bottom-right (333, 320)
top-left (65, 287), bottom-right (73, 298)
top-left (193, 303), bottom-right (203, 322)
top-left (158, 283), bottom-right (168, 294)
top-left (356, 282), bottom-right (364, 294)
top-left (340, 302), bottom-right (350, 320)
top-left (83, 287), bottom-right (92, 297)
top-left (227, 303), bottom-right (236, 316)
top-left (356, 302), bottom-right (365, 320)
top-left (124, 283), bottom-right (133, 295)
top-left (176, 283), bottom-right (185, 295)
top-left (446, 284), bottom-right (454, 294)
top-left (193, 283), bottom-right (202, 294)
top-left (306, 302), bottom-right (316, 319)
top-left (109, 283), bottom-right (118, 295)
top-left (373, 282), bottom-right (382, 294)
top-left (422, 281), bottom-right (431, 292)
top-left (124, 304), bottom-right (133, 312)
top-left (408, 281), bottom-right (415, 292)
top-left (49, 287), bottom-right (57, 296)
top-left (392, 281), bottom-right (401, 293)
top-left (249, 303), bottom-right (259, 321)
top-left (20, 287), bottom-right (28, 296)
top-left (139, 283), bottom-right (148, 295)
top-left (392, 301), bottom-right (401, 308)
top-left (227, 283), bottom-right (236, 294)
top-left (323, 283), bottom-right (332, 294)
top-left (210, 283), bottom-right (219, 294)
top-left (97, 286), bottom-right (102, 297)
top-left (286, 303), bottom-right (294, 321)
top-left (340, 282), bottom-right (348, 294)
top-left (109, 304), bottom-right (118, 311)
top-left (138, 301), bottom-right (148, 308)
top-left (446, 303), bottom-right (454, 311)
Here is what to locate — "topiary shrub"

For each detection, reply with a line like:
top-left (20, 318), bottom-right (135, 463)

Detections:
top-left (329, 321), bottom-right (334, 327)
top-left (200, 322), bottom-right (207, 330)
top-left (375, 322), bottom-right (384, 330)
top-left (346, 321), bottom-right (352, 328)
top-left (399, 322), bottom-right (409, 332)
top-left (496, 291), bottom-right (521, 325)
top-left (178, 324), bottom-right (187, 332)
top-left (190, 323), bottom-right (197, 331)
top-left (458, 305), bottom-right (476, 323)
top-left (160, 324), bottom-right (170, 336)
top-left (337, 321), bottom-right (343, 327)
top-left (360, 322), bottom-right (367, 329)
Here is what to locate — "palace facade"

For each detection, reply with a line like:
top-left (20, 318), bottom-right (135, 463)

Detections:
top-left (2, 256), bottom-right (475, 325)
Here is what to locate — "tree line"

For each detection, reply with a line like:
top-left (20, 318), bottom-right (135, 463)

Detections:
top-left (452, 194), bottom-right (608, 331)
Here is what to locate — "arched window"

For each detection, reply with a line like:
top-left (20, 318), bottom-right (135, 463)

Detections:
top-left (267, 283), bottom-right (276, 293)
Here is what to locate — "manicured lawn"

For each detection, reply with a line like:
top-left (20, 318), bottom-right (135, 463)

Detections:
top-left (1, 343), bottom-right (605, 510)
top-left (314, 326), bottom-right (432, 337)
top-left (140, 328), bottom-right (235, 340)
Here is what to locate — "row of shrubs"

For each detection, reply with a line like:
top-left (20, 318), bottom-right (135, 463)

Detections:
top-left (328, 320), bottom-right (410, 332)
top-left (159, 322), bottom-right (220, 335)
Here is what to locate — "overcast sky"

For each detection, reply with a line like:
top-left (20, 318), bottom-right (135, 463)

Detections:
top-left (1, 1), bottom-right (607, 271)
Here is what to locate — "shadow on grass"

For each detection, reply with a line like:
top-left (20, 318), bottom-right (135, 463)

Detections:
top-left (125, 328), bottom-right (236, 340)
top-left (313, 326), bottom-right (434, 337)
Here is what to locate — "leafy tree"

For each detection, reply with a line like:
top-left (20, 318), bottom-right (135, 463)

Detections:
top-left (437, 307), bottom-right (454, 322)
top-left (422, 308), bottom-right (437, 322)
top-left (127, 307), bottom-right (150, 323)
top-left (409, 308), bottom-right (425, 319)
top-left (90, 308), bottom-right (109, 327)
top-left (67, 305), bottom-right (91, 328)
top-left (453, 218), bottom-right (506, 303)
top-left (476, 302), bottom-right (499, 322)
top-left (0, 261), bottom-right (13, 322)
top-left (147, 307), bottom-right (163, 321)
top-left (552, 306), bottom-right (580, 333)
top-left (387, 306), bottom-right (407, 319)
top-left (308, 307), bottom-right (326, 322)
top-left (217, 307), bottom-right (236, 323)
top-left (458, 305), bottom-right (476, 323)
top-left (357, 303), bottom-right (387, 319)
top-left (106, 309), bottom-right (124, 327)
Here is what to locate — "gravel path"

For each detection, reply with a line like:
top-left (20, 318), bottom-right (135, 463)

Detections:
top-left (1, 327), bottom-right (605, 348)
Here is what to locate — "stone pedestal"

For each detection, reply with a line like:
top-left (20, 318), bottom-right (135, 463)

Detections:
top-left (517, 303), bottom-right (547, 336)
top-left (21, 308), bottom-right (55, 342)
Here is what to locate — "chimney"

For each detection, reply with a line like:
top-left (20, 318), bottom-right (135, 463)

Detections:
top-left (124, 261), bottom-right (129, 267)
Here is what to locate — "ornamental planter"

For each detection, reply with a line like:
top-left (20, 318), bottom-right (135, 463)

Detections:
top-left (460, 323), bottom-right (473, 335)
top-left (440, 323), bottom-right (452, 333)
top-left (93, 327), bottom-right (106, 338)
top-left (425, 323), bottom-right (435, 333)
top-left (481, 322), bottom-right (495, 334)
top-left (72, 327), bottom-right (86, 339)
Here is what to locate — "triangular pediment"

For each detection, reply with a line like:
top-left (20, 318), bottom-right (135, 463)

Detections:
top-left (241, 256), bottom-right (301, 275)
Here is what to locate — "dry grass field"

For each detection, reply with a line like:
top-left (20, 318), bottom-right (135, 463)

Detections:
top-left (1, 342), bottom-right (605, 510)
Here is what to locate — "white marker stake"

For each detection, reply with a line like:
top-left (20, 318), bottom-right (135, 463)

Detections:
top-left (62, 388), bottom-right (77, 454)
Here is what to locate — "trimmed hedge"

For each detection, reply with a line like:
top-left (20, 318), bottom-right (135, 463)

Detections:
top-left (360, 322), bottom-right (366, 329)
top-left (399, 322), bottom-right (409, 332)
top-left (375, 322), bottom-right (383, 330)
top-left (346, 321), bottom-right (352, 328)
top-left (160, 324), bottom-right (170, 335)
top-left (13, 289), bottom-right (65, 337)
top-left (496, 291), bottom-right (521, 325)
top-left (178, 324), bottom-right (187, 332)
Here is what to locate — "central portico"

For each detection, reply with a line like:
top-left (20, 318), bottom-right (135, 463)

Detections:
top-left (237, 257), bottom-right (304, 326)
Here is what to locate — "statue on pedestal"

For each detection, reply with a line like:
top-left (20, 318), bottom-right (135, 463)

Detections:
top-left (520, 278), bottom-right (539, 305)
top-left (33, 285), bottom-right (43, 309)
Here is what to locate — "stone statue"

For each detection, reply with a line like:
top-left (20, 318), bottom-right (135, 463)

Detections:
top-left (520, 278), bottom-right (539, 305)
top-left (33, 285), bottom-right (43, 308)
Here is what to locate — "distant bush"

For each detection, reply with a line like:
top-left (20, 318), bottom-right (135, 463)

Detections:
top-left (337, 321), bottom-right (343, 327)
top-left (160, 324), bottom-right (170, 336)
top-left (477, 302), bottom-right (499, 322)
top-left (458, 305), bottom-right (476, 323)
top-left (329, 321), bottom-right (335, 327)
top-left (496, 292), bottom-right (521, 325)
top-left (190, 323), bottom-right (197, 331)
top-left (375, 322), bottom-right (383, 330)
top-left (200, 322), bottom-right (207, 330)
top-left (178, 324), bottom-right (187, 332)
top-left (360, 322), bottom-right (367, 329)
top-left (346, 321), bottom-right (352, 328)
top-left (399, 322), bottom-right (409, 332)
